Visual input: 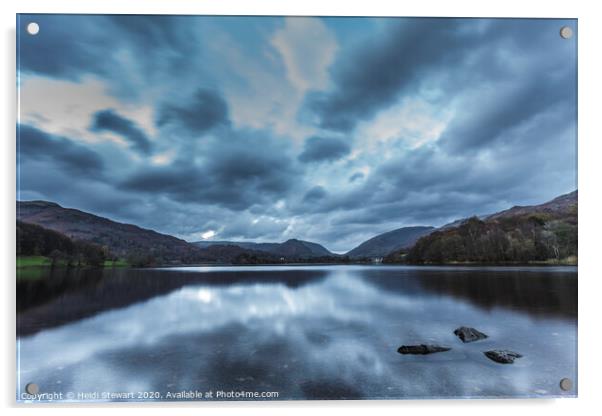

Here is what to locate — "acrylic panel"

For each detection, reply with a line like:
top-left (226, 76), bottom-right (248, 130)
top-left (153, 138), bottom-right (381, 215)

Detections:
top-left (16, 14), bottom-right (577, 402)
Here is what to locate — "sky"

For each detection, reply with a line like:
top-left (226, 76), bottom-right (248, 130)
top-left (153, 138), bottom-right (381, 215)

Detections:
top-left (16, 15), bottom-right (577, 252)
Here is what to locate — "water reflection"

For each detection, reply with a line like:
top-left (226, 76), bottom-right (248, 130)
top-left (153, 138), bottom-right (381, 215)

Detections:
top-left (17, 267), bottom-right (329, 336)
top-left (17, 265), bottom-right (577, 400)
top-left (362, 266), bottom-right (577, 320)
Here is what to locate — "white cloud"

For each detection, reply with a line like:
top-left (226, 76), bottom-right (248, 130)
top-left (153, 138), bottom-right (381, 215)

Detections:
top-left (204, 29), bottom-right (310, 141)
top-left (271, 17), bottom-right (338, 94)
top-left (204, 18), bottom-right (338, 141)
top-left (355, 96), bottom-right (454, 151)
top-left (151, 149), bottom-right (176, 166)
top-left (200, 230), bottom-right (216, 240)
top-left (19, 76), bottom-right (156, 146)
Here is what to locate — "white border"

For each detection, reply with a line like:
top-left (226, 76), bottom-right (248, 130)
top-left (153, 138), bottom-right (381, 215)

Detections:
top-left (2, 1), bottom-right (601, 415)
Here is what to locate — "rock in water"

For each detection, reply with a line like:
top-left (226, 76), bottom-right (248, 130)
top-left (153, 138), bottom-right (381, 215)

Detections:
top-left (484, 350), bottom-right (523, 364)
top-left (397, 344), bottom-right (452, 355)
top-left (453, 326), bottom-right (488, 343)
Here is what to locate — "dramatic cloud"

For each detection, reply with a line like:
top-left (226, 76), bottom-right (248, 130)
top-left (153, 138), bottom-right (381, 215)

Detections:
top-left (91, 109), bottom-right (153, 154)
top-left (306, 18), bottom-right (479, 132)
top-left (307, 18), bottom-right (575, 135)
top-left (121, 128), bottom-right (300, 211)
top-left (298, 136), bottom-right (351, 163)
top-left (348, 172), bottom-right (364, 183)
top-left (107, 15), bottom-right (193, 51)
top-left (303, 186), bottom-right (328, 202)
top-left (18, 15), bottom-right (110, 79)
top-left (156, 89), bottom-right (230, 135)
top-left (17, 16), bottom-right (577, 252)
top-left (18, 124), bottom-right (104, 178)
top-left (271, 17), bottom-right (338, 93)
top-left (438, 70), bottom-right (576, 154)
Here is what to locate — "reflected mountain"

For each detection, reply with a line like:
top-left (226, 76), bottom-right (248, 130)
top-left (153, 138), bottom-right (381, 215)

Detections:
top-left (361, 266), bottom-right (577, 320)
top-left (17, 267), bottom-right (329, 336)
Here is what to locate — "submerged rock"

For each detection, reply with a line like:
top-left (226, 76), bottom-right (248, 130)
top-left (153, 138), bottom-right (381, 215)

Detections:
top-left (397, 344), bottom-right (452, 355)
top-left (484, 350), bottom-right (523, 364)
top-left (453, 326), bottom-right (488, 343)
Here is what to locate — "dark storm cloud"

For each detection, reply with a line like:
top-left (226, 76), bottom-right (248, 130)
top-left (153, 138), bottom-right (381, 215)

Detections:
top-left (107, 15), bottom-right (191, 50)
top-left (17, 124), bottom-right (104, 178)
top-left (18, 14), bottom-right (204, 101)
top-left (18, 14), bottom-right (194, 79)
top-left (298, 136), bottom-right (351, 163)
top-left (120, 129), bottom-right (300, 210)
top-left (348, 172), bottom-right (364, 183)
top-left (121, 165), bottom-right (202, 194)
top-left (156, 89), bottom-right (230, 135)
top-left (308, 18), bottom-right (575, 134)
top-left (307, 18), bottom-right (480, 132)
top-left (330, 192), bottom-right (494, 227)
top-left (438, 66), bottom-right (576, 154)
top-left (90, 109), bottom-right (153, 154)
top-left (303, 186), bottom-right (328, 202)
top-left (18, 15), bottom-right (109, 79)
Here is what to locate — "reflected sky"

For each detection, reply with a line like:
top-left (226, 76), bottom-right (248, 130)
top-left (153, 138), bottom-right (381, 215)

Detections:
top-left (17, 266), bottom-right (577, 401)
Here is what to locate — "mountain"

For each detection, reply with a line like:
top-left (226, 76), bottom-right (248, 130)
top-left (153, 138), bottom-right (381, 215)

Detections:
top-left (193, 238), bottom-right (335, 259)
top-left (345, 226), bottom-right (435, 259)
top-left (439, 215), bottom-right (489, 230)
top-left (486, 190), bottom-right (577, 221)
top-left (440, 191), bottom-right (578, 229)
top-left (17, 200), bottom-right (206, 265)
top-left (394, 191), bottom-right (578, 264)
top-left (193, 240), bottom-right (263, 250)
top-left (262, 239), bottom-right (335, 258)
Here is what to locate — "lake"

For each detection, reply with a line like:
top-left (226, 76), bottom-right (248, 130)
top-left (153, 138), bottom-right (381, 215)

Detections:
top-left (17, 265), bottom-right (577, 401)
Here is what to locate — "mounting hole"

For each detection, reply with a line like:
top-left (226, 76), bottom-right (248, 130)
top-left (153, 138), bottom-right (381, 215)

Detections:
top-left (559, 377), bottom-right (573, 391)
top-left (560, 26), bottom-right (573, 39)
top-left (26, 22), bottom-right (40, 36)
top-left (25, 383), bottom-right (39, 395)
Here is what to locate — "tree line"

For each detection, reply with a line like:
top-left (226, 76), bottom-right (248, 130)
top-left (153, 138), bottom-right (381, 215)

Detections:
top-left (17, 221), bottom-right (107, 267)
top-left (386, 211), bottom-right (577, 264)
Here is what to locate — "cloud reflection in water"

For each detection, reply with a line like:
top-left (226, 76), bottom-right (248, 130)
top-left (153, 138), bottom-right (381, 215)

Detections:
top-left (18, 266), bottom-right (577, 400)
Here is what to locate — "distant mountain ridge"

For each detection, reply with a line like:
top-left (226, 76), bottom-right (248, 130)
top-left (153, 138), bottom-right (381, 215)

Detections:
top-left (193, 238), bottom-right (335, 259)
top-left (440, 191), bottom-right (578, 230)
top-left (17, 190), bottom-right (577, 266)
top-left (17, 200), bottom-right (337, 264)
top-left (345, 226), bottom-right (435, 259)
top-left (486, 190), bottom-right (577, 221)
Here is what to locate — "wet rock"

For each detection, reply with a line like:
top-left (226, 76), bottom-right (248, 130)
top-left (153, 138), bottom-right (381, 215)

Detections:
top-left (397, 344), bottom-right (452, 355)
top-left (453, 326), bottom-right (488, 343)
top-left (484, 350), bottom-right (523, 364)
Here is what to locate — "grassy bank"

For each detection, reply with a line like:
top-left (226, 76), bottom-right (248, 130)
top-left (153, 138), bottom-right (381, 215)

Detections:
top-left (17, 256), bottom-right (130, 281)
top-left (103, 259), bottom-right (130, 267)
top-left (16, 256), bottom-right (52, 268)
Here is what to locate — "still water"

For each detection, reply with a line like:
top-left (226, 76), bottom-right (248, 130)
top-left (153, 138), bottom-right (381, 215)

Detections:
top-left (17, 265), bottom-right (577, 401)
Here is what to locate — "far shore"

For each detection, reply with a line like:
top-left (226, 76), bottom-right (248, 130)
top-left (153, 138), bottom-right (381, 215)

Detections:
top-left (17, 255), bottom-right (577, 280)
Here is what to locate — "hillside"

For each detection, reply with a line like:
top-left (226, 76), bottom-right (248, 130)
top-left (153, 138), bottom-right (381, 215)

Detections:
top-left (193, 238), bottom-right (335, 259)
top-left (346, 226), bottom-right (435, 259)
top-left (389, 191), bottom-right (577, 264)
top-left (17, 201), bottom-right (207, 265)
top-left (193, 240), bottom-right (263, 250)
top-left (17, 220), bottom-right (106, 266)
top-left (486, 190), bottom-right (577, 221)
